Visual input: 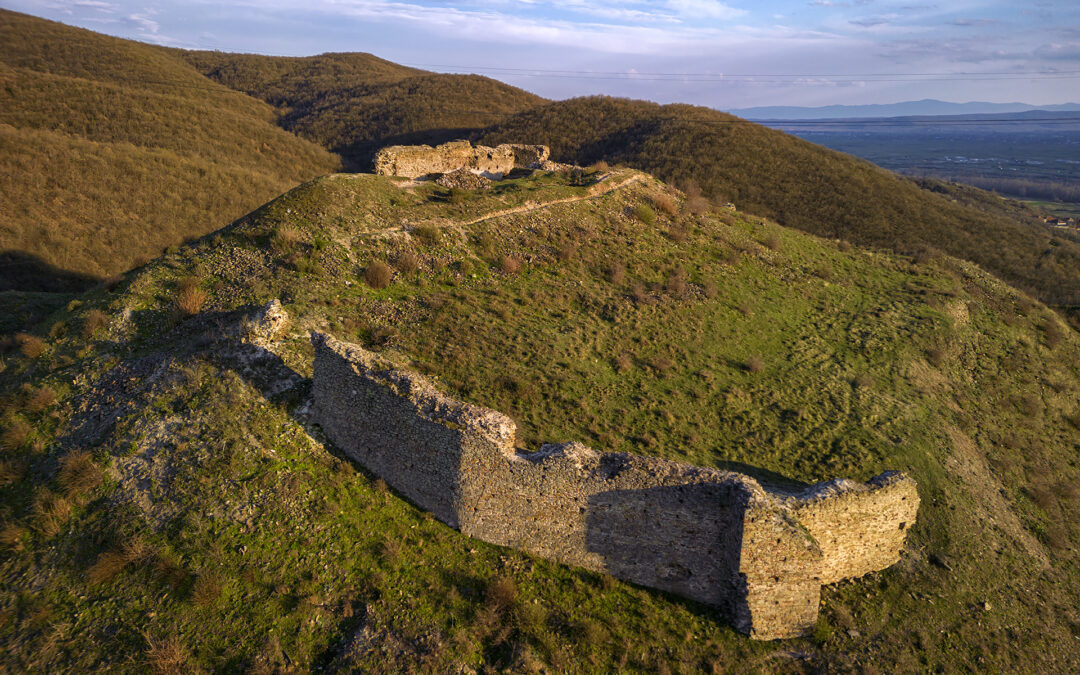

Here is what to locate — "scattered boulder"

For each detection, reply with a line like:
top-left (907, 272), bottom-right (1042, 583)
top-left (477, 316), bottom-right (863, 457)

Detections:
top-left (435, 168), bottom-right (493, 191)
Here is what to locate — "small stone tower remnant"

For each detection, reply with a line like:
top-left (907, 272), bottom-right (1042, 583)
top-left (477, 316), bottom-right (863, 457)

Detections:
top-left (309, 332), bottom-right (919, 640)
top-left (373, 140), bottom-right (551, 179)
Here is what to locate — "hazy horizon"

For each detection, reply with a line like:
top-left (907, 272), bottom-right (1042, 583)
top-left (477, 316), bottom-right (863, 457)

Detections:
top-left (4, 0), bottom-right (1078, 109)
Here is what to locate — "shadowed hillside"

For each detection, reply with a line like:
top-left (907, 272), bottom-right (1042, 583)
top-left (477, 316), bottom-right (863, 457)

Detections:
top-left (180, 50), bottom-right (546, 171)
top-left (476, 97), bottom-right (1080, 309)
top-left (0, 9), bottom-right (339, 291)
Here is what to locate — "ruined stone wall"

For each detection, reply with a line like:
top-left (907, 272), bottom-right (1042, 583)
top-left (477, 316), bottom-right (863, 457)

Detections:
top-left (787, 474), bottom-right (919, 584)
top-left (373, 140), bottom-right (550, 179)
top-left (310, 332), bottom-right (919, 640)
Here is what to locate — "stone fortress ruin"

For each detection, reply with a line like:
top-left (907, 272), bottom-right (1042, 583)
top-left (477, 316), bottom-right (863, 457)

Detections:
top-left (373, 140), bottom-right (553, 180)
top-left (309, 332), bottom-right (920, 640)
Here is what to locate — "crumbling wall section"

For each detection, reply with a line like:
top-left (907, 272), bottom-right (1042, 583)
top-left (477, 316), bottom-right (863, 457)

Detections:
top-left (787, 473), bottom-right (920, 584)
top-left (373, 140), bottom-right (550, 179)
top-left (309, 332), bottom-right (918, 640)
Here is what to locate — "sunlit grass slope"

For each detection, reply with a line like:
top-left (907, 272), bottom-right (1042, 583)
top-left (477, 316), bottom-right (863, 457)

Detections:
top-left (2, 168), bottom-right (1078, 671)
top-left (0, 9), bottom-right (338, 290)
top-left (477, 96), bottom-right (1080, 311)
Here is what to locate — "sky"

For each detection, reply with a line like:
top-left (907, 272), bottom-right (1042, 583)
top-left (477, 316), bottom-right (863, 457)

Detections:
top-left (7, 0), bottom-right (1080, 109)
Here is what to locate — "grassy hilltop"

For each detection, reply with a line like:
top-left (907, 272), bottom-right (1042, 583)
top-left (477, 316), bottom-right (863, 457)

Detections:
top-left (476, 97), bottom-right (1080, 311)
top-left (2, 166), bottom-right (1079, 671)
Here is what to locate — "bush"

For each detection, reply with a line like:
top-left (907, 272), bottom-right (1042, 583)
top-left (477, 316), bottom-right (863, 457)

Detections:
top-left (591, 160), bottom-right (609, 172)
top-left (608, 263), bottom-right (626, 285)
top-left (746, 356), bottom-right (765, 373)
top-left (395, 251), bottom-right (419, 274)
top-left (82, 309), bottom-right (110, 338)
top-left (763, 233), bottom-right (782, 251)
top-left (665, 268), bottom-right (688, 296)
top-left (16, 334), bottom-right (45, 359)
top-left (500, 255), bottom-right (521, 275)
top-left (365, 261), bottom-right (392, 289)
top-left (653, 193), bottom-right (678, 216)
top-left (634, 204), bottom-right (656, 226)
top-left (412, 225), bottom-right (441, 246)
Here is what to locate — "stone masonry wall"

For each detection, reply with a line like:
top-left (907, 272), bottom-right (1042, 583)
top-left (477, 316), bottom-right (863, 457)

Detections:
top-left (310, 332), bottom-right (920, 640)
top-left (373, 140), bottom-right (550, 179)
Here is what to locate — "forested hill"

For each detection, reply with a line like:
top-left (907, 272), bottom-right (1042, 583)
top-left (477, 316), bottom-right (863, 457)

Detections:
top-left (476, 96), bottom-right (1080, 310)
top-left (0, 9), bottom-right (339, 291)
top-left (179, 50), bottom-right (547, 171)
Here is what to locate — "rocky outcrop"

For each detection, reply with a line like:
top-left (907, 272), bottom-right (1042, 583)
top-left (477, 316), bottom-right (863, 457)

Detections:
top-left (309, 332), bottom-right (920, 640)
top-left (373, 141), bottom-right (550, 179)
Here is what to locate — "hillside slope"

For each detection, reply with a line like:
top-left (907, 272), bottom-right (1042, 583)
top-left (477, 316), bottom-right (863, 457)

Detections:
top-left (2, 168), bottom-right (1078, 671)
top-left (476, 97), bottom-right (1080, 310)
top-left (0, 9), bottom-right (339, 291)
top-left (180, 50), bottom-right (546, 171)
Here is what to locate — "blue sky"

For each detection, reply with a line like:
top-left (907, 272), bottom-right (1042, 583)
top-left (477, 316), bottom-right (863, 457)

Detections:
top-left (8, 0), bottom-right (1080, 108)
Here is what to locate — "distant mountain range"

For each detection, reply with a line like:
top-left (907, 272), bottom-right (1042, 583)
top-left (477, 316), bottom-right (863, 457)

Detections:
top-left (729, 99), bottom-right (1080, 120)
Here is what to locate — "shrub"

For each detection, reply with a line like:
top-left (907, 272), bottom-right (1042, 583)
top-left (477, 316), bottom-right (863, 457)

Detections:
top-left (176, 284), bottom-right (207, 316)
top-left (608, 263), bottom-right (626, 285)
top-left (413, 225), bottom-right (441, 246)
top-left (665, 268), bottom-right (688, 296)
top-left (614, 353), bottom-right (633, 372)
top-left (653, 193), bottom-right (678, 216)
top-left (746, 356), bottom-right (765, 373)
top-left (558, 242), bottom-right (576, 262)
top-left (926, 347), bottom-right (947, 368)
top-left (668, 222), bottom-right (688, 243)
top-left (651, 355), bottom-right (675, 373)
top-left (500, 255), bottom-right (522, 275)
top-left (591, 160), bottom-right (609, 172)
top-left (703, 280), bottom-right (718, 299)
top-left (395, 251), bottom-right (419, 274)
top-left (854, 373), bottom-right (874, 389)
top-left (16, 334), bottom-right (45, 359)
top-left (634, 204), bottom-right (656, 226)
top-left (82, 309), bottom-right (110, 338)
top-left (837, 240), bottom-right (852, 252)
top-left (631, 283), bottom-right (649, 305)
top-left (763, 233), bottom-right (782, 251)
top-left (365, 261), bottom-right (393, 289)
top-left (737, 301), bottom-right (753, 316)
top-left (294, 255), bottom-right (320, 276)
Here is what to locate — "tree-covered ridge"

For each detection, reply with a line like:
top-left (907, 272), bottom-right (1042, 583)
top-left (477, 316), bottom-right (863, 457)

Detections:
top-left (476, 96), bottom-right (1080, 310)
top-left (0, 9), bottom-right (338, 291)
top-left (180, 51), bottom-right (547, 171)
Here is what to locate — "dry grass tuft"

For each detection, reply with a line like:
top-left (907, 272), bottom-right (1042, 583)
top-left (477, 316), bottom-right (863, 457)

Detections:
top-left (176, 279), bottom-right (207, 316)
top-left (144, 633), bottom-right (191, 675)
top-left (87, 551), bottom-right (131, 585)
top-left (82, 309), bottom-right (110, 338)
top-left (16, 334), bottom-right (45, 359)
top-left (192, 570), bottom-right (224, 608)
top-left (500, 255), bottom-right (522, 275)
top-left (25, 386), bottom-right (57, 414)
top-left (591, 160), bottom-right (610, 172)
top-left (0, 523), bottom-right (27, 551)
top-left (1, 419), bottom-right (32, 452)
top-left (365, 261), bottom-right (392, 289)
top-left (0, 458), bottom-right (26, 487)
top-left (485, 575), bottom-right (518, 614)
top-left (58, 450), bottom-right (103, 497)
top-left (746, 356), bottom-right (766, 373)
top-left (271, 225), bottom-right (302, 253)
top-left (31, 490), bottom-right (73, 538)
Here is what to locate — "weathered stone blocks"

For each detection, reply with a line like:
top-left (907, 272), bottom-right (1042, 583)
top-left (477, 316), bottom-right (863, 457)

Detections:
top-left (310, 332), bottom-right (920, 640)
top-left (373, 140), bottom-right (550, 179)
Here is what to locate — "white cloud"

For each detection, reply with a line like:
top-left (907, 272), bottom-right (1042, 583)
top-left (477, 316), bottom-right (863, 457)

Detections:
top-left (665, 0), bottom-right (745, 20)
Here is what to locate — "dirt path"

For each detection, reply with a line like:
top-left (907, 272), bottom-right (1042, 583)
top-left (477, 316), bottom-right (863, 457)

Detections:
top-left (458, 172), bottom-right (645, 227)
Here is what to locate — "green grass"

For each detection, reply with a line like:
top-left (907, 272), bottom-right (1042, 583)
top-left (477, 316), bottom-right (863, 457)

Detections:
top-left (2, 168), bottom-right (1079, 671)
